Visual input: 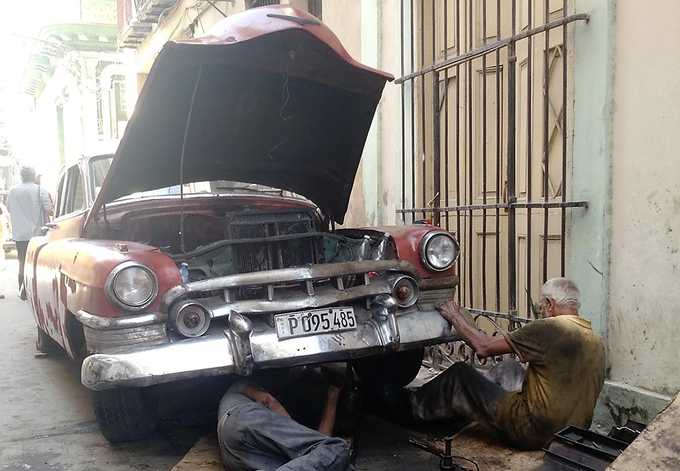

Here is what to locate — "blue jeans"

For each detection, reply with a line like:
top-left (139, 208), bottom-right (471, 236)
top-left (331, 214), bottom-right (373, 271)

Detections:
top-left (218, 392), bottom-right (353, 471)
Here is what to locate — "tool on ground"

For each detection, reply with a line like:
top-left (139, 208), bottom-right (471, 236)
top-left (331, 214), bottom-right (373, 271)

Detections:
top-left (408, 436), bottom-right (478, 471)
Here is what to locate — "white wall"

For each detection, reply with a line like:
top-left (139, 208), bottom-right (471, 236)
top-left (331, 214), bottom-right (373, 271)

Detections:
top-left (608, 0), bottom-right (680, 396)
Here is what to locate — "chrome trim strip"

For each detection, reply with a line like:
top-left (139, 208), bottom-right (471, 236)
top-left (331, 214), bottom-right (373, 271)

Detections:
top-left (75, 309), bottom-right (167, 330)
top-left (80, 306), bottom-right (457, 391)
top-left (203, 278), bottom-right (393, 316)
top-left (162, 260), bottom-right (418, 308)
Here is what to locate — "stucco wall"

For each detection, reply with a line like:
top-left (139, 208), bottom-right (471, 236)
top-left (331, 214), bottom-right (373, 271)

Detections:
top-left (321, 0), bottom-right (367, 227)
top-left (607, 0), bottom-right (680, 396)
top-left (324, 0), bottom-right (403, 227)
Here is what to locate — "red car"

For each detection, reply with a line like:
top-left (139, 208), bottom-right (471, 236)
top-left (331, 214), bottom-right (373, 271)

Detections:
top-left (25, 6), bottom-right (459, 443)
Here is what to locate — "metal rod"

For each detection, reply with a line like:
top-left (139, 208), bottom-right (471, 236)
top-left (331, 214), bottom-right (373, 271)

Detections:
top-left (507, 0), bottom-right (518, 314)
top-left (561, 0), bottom-right (568, 276)
top-left (410, 0), bottom-right (416, 223)
top-left (396, 200), bottom-right (588, 213)
top-left (444, 0), bottom-right (449, 231)
top-left (205, 0), bottom-right (227, 17)
top-left (420, 0), bottom-right (426, 220)
top-left (431, 1), bottom-right (440, 226)
top-left (467, 0), bottom-right (474, 307)
top-left (433, 70), bottom-right (441, 226)
top-left (542, 0), bottom-right (550, 284)
top-left (495, 0), bottom-right (501, 312)
top-left (178, 65), bottom-right (203, 254)
top-left (395, 13), bottom-right (589, 84)
top-left (455, 0), bottom-right (462, 305)
top-left (400, 0), bottom-right (405, 224)
top-left (526, 0), bottom-right (533, 316)
top-left (482, 0), bottom-right (488, 310)
top-left (467, 308), bottom-right (532, 324)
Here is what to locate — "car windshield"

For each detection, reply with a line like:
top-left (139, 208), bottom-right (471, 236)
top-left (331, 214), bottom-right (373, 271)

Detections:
top-left (88, 155), bottom-right (305, 201)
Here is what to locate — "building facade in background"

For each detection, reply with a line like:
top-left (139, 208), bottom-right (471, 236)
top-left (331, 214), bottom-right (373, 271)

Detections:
top-left (119, 0), bottom-right (680, 430)
top-left (17, 0), bottom-right (133, 190)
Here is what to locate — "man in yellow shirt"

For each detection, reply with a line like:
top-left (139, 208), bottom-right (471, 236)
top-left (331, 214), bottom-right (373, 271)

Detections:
top-left (410, 278), bottom-right (605, 450)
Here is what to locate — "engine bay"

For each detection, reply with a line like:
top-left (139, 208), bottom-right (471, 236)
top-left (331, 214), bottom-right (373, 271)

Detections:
top-left (115, 208), bottom-right (395, 282)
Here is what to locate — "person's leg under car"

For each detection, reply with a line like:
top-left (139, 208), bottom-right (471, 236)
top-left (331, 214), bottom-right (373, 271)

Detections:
top-left (410, 362), bottom-right (509, 426)
top-left (218, 400), bottom-right (352, 471)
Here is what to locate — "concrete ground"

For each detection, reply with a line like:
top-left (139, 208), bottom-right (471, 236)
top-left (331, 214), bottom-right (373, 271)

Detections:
top-left (0, 255), bottom-right (201, 471)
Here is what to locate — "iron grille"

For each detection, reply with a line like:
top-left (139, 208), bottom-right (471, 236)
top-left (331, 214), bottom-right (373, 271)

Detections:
top-left (396, 1), bottom-right (589, 337)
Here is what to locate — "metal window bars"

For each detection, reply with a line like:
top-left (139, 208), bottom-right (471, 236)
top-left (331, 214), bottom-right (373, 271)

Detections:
top-left (396, 1), bottom-right (589, 358)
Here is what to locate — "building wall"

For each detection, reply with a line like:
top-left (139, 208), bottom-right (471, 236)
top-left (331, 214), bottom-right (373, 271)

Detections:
top-left (607, 0), bottom-right (680, 396)
top-left (320, 0), bottom-right (368, 227)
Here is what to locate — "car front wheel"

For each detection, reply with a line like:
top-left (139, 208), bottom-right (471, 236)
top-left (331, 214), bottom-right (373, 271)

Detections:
top-left (92, 387), bottom-right (158, 443)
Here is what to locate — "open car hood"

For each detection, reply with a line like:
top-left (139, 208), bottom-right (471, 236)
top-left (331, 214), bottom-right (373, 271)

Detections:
top-left (87, 6), bottom-right (392, 227)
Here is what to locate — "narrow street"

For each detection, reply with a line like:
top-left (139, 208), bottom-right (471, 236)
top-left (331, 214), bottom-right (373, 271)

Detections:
top-left (0, 256), bottom-right (199, 470)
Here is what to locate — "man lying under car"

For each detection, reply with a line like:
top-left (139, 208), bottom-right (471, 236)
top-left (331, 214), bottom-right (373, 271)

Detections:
top-left (407, 277), bottom-right (605, 450)
top-left (217, 366), bottom-right (356, 471)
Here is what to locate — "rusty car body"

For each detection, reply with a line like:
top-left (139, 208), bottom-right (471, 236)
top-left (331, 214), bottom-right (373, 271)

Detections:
top-left (25, 5), bottom-right (460, 442)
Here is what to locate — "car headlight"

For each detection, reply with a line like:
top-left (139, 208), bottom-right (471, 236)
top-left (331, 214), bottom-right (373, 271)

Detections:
top-left (171, 300), bottom-right (211, 337)
top-left (106, 262), bottom-right (158, 310)
top-left (421, 231), bottom-right (459, 272)
top-left (391, 275), bottom-right (420, 308)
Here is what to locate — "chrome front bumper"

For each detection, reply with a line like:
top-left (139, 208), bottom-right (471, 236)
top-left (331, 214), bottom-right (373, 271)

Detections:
top-left (81, 303), bottom-right (455, 391)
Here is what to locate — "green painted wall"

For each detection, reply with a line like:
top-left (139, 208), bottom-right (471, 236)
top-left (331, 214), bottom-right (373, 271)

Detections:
top-left (567, 0), bottom-right (616, 338)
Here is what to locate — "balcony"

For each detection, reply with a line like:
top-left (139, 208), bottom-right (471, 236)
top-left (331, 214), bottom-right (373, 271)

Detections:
top-left (117, 0), bottom-right (178, 48)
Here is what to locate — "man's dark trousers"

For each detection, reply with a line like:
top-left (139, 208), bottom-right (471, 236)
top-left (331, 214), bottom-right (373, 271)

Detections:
top-left (15, 240), bottom-right (30, 293)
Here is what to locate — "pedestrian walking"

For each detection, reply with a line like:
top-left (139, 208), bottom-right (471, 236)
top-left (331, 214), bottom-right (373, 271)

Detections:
top-left (7, 166), bottom-right (53, 300)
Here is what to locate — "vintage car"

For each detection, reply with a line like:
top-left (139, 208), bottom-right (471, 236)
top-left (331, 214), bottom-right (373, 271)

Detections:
top-left (25, 6), bottom-right (459, 443)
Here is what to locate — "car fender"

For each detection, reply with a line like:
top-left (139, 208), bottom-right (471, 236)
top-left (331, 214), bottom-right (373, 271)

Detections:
top-left (29, 238), bottom-right (180, 358)
top-left (370, 224), bottom-right (458, 279)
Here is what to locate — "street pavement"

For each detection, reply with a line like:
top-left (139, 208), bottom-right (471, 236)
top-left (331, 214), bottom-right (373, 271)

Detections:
top-left (0, 254), bottom-right (201, 471)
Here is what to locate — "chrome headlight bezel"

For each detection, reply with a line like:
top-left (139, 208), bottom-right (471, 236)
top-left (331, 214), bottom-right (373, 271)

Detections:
top-left (420, 231), bottom-right (460, 272)
top-left (170, 300), bottom-right (211, 338)
top-left (105, 261), bottom-right (158, 311)
top-left (390, 274), bottom-right (420, 308)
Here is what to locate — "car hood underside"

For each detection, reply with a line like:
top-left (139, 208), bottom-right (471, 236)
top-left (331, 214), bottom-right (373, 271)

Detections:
top-left (90, 6), bottom-right (392, 226)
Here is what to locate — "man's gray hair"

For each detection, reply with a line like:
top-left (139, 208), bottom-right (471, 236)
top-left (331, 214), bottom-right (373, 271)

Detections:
top-left (541, 277), bottom-right (581, 310)
top-left (20, 166), bottom-right (36, 183)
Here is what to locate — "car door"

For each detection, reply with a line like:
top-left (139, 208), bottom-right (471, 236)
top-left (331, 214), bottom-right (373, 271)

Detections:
top-left (30, 164), bottom-right (88, 353)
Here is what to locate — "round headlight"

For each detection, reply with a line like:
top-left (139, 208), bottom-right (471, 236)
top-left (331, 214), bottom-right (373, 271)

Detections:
top-left (107, 262), bottom-right (158, 309)
top-left (421, 232), bottom-right (459, 272)
top-left (171, 301), bottom-right (211, 338)
top-left (391, 275), bottom-right (419, 308)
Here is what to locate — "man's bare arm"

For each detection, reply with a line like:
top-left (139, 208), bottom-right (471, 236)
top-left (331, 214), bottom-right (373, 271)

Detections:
top-left (317, 385), bottom-right (341, 435)
top-left (439, 300), bottom-right (513, 358)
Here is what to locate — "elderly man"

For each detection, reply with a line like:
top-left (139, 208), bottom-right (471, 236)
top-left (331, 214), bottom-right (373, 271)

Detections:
top-left (410, 278), bottom-right (605, 450)
top-left (7, 166), bottom-right (52, 300)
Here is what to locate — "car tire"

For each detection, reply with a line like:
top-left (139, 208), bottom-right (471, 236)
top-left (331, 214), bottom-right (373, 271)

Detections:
top-left (353, 348), bottom-right (425, 388)
top-left (36, 327), bottom-right (61, 354)
top-left (92, 387), bottom-right (158, 443)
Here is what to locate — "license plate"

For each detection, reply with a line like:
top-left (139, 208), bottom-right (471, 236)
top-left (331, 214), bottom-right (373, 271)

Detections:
top-left (275, 307), bottom-right (357, 340)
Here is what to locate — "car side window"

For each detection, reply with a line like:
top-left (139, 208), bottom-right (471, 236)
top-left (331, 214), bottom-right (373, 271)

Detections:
top-left (55, 174), bottom-right (66, 218)
top-left (64, 166), bottom-right (86, 214)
